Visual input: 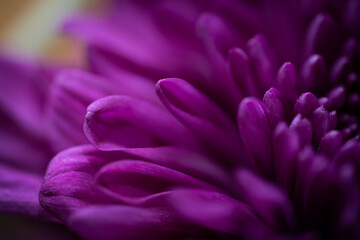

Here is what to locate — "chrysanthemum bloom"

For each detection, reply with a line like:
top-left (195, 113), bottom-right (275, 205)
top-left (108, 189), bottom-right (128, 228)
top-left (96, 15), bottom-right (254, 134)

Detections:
top-left (36, 0), bottom-right (360, 239)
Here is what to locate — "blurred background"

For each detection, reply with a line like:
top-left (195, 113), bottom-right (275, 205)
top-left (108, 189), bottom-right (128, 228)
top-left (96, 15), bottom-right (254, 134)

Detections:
top-left (0, 1), bottom-right (105, 239)
top-left (0, 0), bottom-right (103, 63)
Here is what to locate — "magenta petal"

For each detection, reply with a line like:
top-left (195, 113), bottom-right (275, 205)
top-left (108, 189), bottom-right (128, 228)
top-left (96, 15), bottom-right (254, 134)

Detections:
top-left (236, 169), bottom-right (296, 231)
top-left (0, 165), bottom-right (55, 220)
top-left (47, 69), bottom-right (160, 151)
top-left (276, 62), bottom-right (298, 102)
top-left (0, 53), bottom-right (51, 135)
top-left (262, 88), bottom-right (285, 128)
top-left (111, 146), bottom-right (231, 189)
top-left (196, 13), bottom-right (241, 57)
top-left (68, 205), bottom-right (203, 240)
top-left (290, 114), bottom-right (313, 147)
top-left (96, 160), bottom-right (214, 204)
top-left (324, 86), bottom-right (346, 111)
top-left (304, 13), bottom-right (339, 60)
top-left (46, 69), bottom-right (102, 151)
top-left (157, 78), bottom-right (242, 163)
top-left (229, 48), bottom-right (260, 97)
top-left (300, 55), bottom-right (326, 93)
top-left (273, 122), bottom-right (300, 194)
top-left (333, 139), bottom-right (360, 165)
top-left (39, 145), bottom-right (122, 220)
top-left (195, 13), bottom-right (243, 108)
top-left (237, 97), bottom-right (274, 178)
top-left (171, 189), bottom-right (270, 238)
top-left (86, 46), bottom-right (161, 105)
top-left (247, 34), bottom-right (277, 93)
top-left (330, 56), bottom-right (351, 85)
top-left (293, 92), bottom-right (320, 117)
top-left (318, 130), bottom-right (343, 157)
top-left (309, 106), bottom-right (331, 147)
top-left (302, 157), bottom-right (334, 227)
top-left (0, 109), bottom-right (51, 174)
top-left (84, 95), bottom-right (194, 150)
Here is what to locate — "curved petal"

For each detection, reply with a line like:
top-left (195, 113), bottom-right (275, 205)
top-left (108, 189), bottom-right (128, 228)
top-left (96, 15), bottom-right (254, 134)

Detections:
top-left (68, 205), bottom-right (208, 240)
top-left (157, 78), bottom-right (242, 164)
top-left (0, 165), bottom-right (55, 220)
top-left (171, 189), bottom-right (271, 239)
top-left (237, 97), bottom-right (274, 178)
top-left (95, 160), bottom-right (214, 204)
top-left (39, 145), bottom-right (123, 220)
top-left (236, 169), bottom-right (296, 231)
top-left (112, 146), bottom-right (231, 190)
top-left (84, 95), bottom-right (195, 151)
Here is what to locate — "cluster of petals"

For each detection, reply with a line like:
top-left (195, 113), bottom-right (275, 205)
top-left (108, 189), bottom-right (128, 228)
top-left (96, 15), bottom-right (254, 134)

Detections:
top-left (1, 0), bottom-right (360, 239)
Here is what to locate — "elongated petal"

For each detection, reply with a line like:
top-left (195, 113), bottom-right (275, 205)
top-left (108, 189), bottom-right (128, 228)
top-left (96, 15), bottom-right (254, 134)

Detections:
top-left (0, 53), bottom-right (51, 135)
top-left (0, 165), bottom-right (54, 220)
top-left (290, 114), bottom-right (313, 147)
top-left (111, 146), bottom-right (231, 189)
top-left (262, 88), bottom-right (285, 128)
top-left (171, 189), bottom-right (270, 238)
top-left (277, 62), bottom-right (298, 103)
top-left (237, 97), bottom-right (274, 178)
top-left (229, 48), bottom-right (260, 97)
top-left (157, 78), bottom-right (242, 163)
top-left (324, 86), bottom-right (346, 111)
top-left (248, 34), bottom-right (277, 93)
top-left (47, 69), bottom-right (160, 151)
top-left (273, 122), bottom-right (300, 194)
top-left (309, 106), bottom-right (331, 147)
top-left (196, 13), bottom-right (242, 109)
top-left (318, 130), bottom-right (343, 157)
top-left (236, 169), bottom-right (296, 231)
top-left (68, 205), bottom-right (206, 240)
top-left (304, 14), bottom-right (339, 61)
top-left (299, 55), bottom-right (326, 94)
top-left (293, 92), bottom-right (320, 117)
top-left (39, 145), bottom-right (122, 220)
top-left (96, 160), bottom-right (214, 204)
top-left (0, 109), bottom-right (51, 174)
top-left (84, 95), bottom-right (194, 150)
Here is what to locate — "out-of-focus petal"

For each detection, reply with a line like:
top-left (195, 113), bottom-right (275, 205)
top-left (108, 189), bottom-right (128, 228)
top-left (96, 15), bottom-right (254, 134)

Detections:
top-left (157, 78), bottom-right (242, 164)
top-left (171, 189), bottom-right (271, 239)
top-left (236, 169), bottom-right (296, 231)
top-left (237, 97), bottom-right (274, 178)
top-left (68, 205), bottom-right (208, 240)
top-left (0, 165), bottom-right (54, 220)
top-left (96, 160), bottom-right (214, 204)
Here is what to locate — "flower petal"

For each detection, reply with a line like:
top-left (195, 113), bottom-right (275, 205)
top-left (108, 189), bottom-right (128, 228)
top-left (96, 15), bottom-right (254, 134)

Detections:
top-left (171, 189), bottom-right (270, 238)
top-left (96, 160), bottom-right (214, 204)
top-left (111, 146), bottom-right (231, 190)
top-left (299, 55), bottom-right (326, 94)
top-left (262, 88), bottom-right (285, 129)
top-left (289, 114), bottom-right (313, 147)
top-left (236, 169), bottom-right (296, 231)
top-left (39, 145), bottom-right (122, 220)
top-left (0, 165), bottom-right (54, 220)
top-left (237, 97), bottom-right (274, 178)
top-left (84, 95), bottom-right (195, 150)
top-left (157, 78), bottom-right (242, 164)
top-left (68, 205), bottom-right (206, 240)
top-left (273, 122), bottom-right (300, 194)
top-left (293, 92), bottom-right (320, 117)
top-left (276, 62), bottom-right (298, 103)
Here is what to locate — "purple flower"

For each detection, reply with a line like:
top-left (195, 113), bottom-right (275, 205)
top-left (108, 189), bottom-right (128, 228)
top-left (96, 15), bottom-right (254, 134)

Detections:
top-left (2, 0), bottom-right (359, 239)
